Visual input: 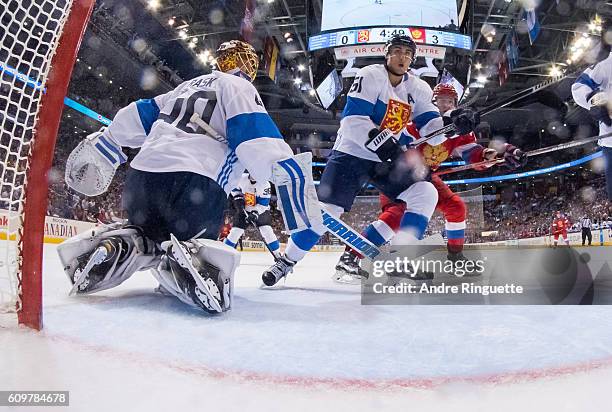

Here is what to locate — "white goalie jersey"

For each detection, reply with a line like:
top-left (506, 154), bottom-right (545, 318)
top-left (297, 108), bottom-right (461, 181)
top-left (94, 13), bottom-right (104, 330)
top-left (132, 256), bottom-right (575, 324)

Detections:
top-left (100, 70), bottom-right (293, 192)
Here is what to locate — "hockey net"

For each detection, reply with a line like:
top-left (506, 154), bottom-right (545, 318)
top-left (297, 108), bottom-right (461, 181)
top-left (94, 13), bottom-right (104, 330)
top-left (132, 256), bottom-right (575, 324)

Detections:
top-left (0, 0), bottom-right (93, 329)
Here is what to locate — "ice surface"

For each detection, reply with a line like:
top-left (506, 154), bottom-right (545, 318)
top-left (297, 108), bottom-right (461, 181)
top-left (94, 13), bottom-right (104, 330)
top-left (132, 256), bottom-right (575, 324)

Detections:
top-left (2, 244), bottom-right (612, 411)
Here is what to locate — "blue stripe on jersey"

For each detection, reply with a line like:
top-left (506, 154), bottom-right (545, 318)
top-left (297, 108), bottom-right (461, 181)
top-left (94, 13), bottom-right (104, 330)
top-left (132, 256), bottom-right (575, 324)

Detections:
top-left (99, 135), bottom-right (127, 164)
top-left (363, 224), bottom-right (387, 247)
top-left (446, 229), bottom-right (465, 240)
top-left (256, 196), bottom-right (270, 206)
top-left (291, 229), bottom-right (320, 252)
top-left (372, 99), bottom-right (388, 125)
top-left (413, 111), bottom-right (441, 130)
top-left (400, 212), bottom-right (429, 240)
top-left (135, 99), bottom-right (160, 135)
top-left (224, 238), bottom-right (236, 248)
top-left (220, 153), bottom-right (238, 189)
top-left (341, 96), bottom-right (387, 126)
top-left (216, 153), bottom-right (233, 185)
top-left (226, 112), bottom-right (282, 150)
top-left (575, 73), bottom-right (600, 91)
top-left (216, 151), bottom-right (238, 190)
top-left (342, 96), bottom-right (373, 118)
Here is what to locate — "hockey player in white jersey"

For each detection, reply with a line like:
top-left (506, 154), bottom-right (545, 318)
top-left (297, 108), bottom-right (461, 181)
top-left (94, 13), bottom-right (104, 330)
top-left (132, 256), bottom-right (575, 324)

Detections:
top-left (224, 172), bottom-right (281, 260)
top-left (58, 40), bottom-right (312, 313)
top-left (261, 34), bottom-right (480, 286)
top-left (572, 21), bottom-right (612, 200)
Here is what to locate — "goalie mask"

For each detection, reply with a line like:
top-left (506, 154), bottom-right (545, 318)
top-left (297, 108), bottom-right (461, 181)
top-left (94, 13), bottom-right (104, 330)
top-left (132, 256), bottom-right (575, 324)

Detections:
top-left (216, 40), bottom-right (259, 82)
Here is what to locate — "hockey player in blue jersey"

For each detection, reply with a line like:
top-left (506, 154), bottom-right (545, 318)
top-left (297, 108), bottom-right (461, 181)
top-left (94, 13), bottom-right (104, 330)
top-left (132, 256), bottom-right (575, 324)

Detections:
top-left (58, 40), bottom-right (315, 313)
top-left (261, 34), bottom-right (480, 286)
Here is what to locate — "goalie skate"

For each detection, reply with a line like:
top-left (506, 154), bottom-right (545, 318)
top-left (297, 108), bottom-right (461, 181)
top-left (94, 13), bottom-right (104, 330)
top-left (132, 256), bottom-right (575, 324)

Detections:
top-left (168, 234), bottom-right (224, 313)
top-left (69, 237), bottom-right (128, 296)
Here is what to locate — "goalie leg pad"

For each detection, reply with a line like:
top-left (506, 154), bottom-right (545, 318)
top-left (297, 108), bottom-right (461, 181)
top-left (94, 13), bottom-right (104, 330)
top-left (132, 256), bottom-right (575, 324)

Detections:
top-left (57, 224), bottom-right (158, 295)
top-left (161, 236), bottom-right (240, 313)
top-left (272, 152), bottom-right (322, 234)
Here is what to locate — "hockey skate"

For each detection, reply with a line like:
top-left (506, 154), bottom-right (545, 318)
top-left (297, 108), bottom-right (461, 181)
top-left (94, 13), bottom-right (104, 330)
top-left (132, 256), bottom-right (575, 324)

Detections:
top-left (262, 255), bottom-right (295, 286)
top-left (447, 251), bottom-right (481, 277)
top-left (69, 237), bottom-right (129, 295)
top-left (167, 234), bottom-right (227, 313)
top-left (333, 251), bottom-right (369, 284)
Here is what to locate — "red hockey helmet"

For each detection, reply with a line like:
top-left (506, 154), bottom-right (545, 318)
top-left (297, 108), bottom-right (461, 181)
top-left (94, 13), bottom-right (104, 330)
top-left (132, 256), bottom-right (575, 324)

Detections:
top-left (433, 83), bottom-right (458, 101)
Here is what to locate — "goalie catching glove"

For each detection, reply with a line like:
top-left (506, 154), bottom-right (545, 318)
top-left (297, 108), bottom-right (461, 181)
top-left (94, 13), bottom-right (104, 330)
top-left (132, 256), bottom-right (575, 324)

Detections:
top-left (65, 128), bottom-right (127, 196)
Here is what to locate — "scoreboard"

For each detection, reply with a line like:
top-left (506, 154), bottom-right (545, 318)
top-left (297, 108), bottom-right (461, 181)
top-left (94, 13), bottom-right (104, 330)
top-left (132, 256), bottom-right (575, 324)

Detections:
top-left (308, 26), bottom-right (471, 52)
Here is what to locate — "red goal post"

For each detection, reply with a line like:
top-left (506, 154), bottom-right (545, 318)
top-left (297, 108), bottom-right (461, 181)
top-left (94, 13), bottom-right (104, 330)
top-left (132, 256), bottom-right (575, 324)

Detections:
top-left (0, 0), bottom-right (95, 330)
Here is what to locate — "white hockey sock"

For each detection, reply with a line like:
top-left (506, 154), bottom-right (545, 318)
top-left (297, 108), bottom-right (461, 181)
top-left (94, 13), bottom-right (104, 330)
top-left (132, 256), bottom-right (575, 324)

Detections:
top-left (225, 227), bottom-right (244, 248)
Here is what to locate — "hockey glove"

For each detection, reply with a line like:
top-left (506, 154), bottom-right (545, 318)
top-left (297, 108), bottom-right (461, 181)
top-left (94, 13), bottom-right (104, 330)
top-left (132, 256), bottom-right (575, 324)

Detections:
top-left (482, 148), bottom-right (498, 161)
top-left (588, 91), bottom-right (612, 127)
top-left (450, 108), bottom-right (480, 135)
top-left (503, 145), bottom-right (528, 170)
top-left (365, 128), bottom-right (401, 161)
top-left (232, 193), bottom-right (245, 212)
top-left (471, 148), bottom-right (498, 171)
top-left (245, 210), bottom-right (260, 226)
top-left (65, 128), bottom-right (127, 196)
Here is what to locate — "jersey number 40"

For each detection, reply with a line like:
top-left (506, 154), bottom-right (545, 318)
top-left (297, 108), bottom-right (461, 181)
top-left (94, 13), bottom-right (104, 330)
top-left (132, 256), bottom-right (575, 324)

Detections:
top-left (159, 91), bottom-right (217, 134)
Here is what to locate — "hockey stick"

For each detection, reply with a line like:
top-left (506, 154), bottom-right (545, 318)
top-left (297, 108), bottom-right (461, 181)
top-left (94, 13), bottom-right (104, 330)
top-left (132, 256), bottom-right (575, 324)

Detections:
top-left (409, 73), bottom-right (572, 147)
top-left (320, 210), bottom-right (381, 260)
top-left (190, 113), bottom-right (228, 144)
top-left (321, 210), bottom-right (444, 283)
top-left (434, 131), bottom-right (612, 176)
top-left (247, 215), bottom-right (281, 260)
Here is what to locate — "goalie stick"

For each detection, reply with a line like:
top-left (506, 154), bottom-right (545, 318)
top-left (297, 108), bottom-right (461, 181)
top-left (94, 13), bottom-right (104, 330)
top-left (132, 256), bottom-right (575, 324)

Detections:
top-left (434, 131), bottom-right (612, 176)
top-left (409, 72), bottom-right (573, 147)
top-left (190, 113), bottom-right (228, 144)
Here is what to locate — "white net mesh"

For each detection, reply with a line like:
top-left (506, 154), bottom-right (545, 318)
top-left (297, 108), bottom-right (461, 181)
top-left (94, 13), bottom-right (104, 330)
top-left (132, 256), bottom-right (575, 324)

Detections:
top-left (0, 0), bottom-right (74, 314)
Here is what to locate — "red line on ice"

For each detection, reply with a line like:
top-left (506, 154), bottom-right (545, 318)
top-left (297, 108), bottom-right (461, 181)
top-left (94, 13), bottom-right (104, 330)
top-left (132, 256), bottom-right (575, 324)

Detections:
top-left (38, 331), bottom-right (612, 391)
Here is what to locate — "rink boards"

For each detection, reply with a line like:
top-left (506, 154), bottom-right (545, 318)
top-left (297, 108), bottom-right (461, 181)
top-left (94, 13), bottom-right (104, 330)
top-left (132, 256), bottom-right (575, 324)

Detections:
top-left (1, 209), bottom-right (610, 249)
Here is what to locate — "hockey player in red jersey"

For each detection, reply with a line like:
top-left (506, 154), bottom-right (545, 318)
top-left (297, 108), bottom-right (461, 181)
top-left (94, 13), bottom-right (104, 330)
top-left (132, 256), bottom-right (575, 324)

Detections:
top-left (335, 83), bottom-right (527, 280)
top-left (218, 215), bottom-right (232, 242)
top-left (551, 211), bottom-right (571, 247)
